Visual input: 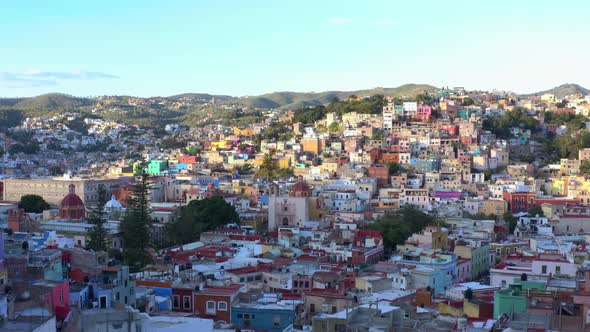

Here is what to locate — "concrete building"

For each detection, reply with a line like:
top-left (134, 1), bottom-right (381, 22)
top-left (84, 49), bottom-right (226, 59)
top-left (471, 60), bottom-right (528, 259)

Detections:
top-left (2, 177), bottom-right (119, 207)
top-left (268, 179), bottom-right (311, 231)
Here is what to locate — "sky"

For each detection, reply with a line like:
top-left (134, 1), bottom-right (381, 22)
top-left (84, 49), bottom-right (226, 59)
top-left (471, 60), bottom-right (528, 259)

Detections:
top-left (1, 0), bottom-right (590, 98)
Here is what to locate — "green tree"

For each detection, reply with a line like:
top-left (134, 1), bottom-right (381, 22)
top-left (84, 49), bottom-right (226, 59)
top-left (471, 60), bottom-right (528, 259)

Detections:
top-left (49, 165), bottom-right (63, 176)
top-left (416, 93), bottom-right (434, 106)
top-left (18, 194), bottom-right (50, 213)
top-left (87, 188), bottom-right (109, 252)
top-left (255, 150), bottom-right (292, 179)
top-left (581, 160), bottom-right (590, 176)
top-left (461, 97), bottom-right (475, 106)
top-left (166, 196), bottom-right (239, 245)
top-left (9, 142), bottom-right (40, 155)
top-left (120, 170), bottom-right (152, 269)
top-left (527, 205), bottom-right (544, 217)
top-left (369, 205), bottom-right (439, 253)
top-left (503, 212), bottom-right (518, 234)
top-left (328, 122), bottom-right (342, 134)
top-left (388, 162), bottom-right (404, 175)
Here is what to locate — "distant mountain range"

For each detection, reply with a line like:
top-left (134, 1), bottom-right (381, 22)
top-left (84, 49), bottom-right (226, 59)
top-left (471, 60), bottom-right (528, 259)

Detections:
top-left (229, 84), bottom-right (439, 109)
top-left (521, 83), bottom-right (589, 99)
top-left (1, 83), bottom-right (588, 117)
top-left (0, 84), bottom-right (438, 112)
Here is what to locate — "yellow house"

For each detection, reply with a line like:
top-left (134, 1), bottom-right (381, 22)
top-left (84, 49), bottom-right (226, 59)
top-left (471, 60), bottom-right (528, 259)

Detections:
top-left (439, 300), bottom-right (491, 319)
top-left (490, 241), bottom-right (528, 259)
top-left (210, 140), bottom-right (228, 151)
top-left (479, 199), bottom-right (506, 217)
top-left (278, 158), bottom-right (291, 169)
top-left (321, 162), bottom-right (339, 174)
top-left (233, 127), bottom-right (255, 136)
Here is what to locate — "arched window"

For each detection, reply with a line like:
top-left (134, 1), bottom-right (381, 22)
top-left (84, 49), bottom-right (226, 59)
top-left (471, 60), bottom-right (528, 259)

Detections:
top-left (218, 301), bottom-right (228, 311)
top-left (206, 301), bottom-right (216, 315)
top-left (282, 217), bottom-right (289, 226)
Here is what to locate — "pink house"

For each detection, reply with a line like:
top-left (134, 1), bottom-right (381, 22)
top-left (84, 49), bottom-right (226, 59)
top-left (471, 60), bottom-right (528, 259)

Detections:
top-left (457, 258), bottom-right (472, 282)
top-left (34, 280), bottom-right (71, 321)
top-left (414, 104), bottom-right (432, 122)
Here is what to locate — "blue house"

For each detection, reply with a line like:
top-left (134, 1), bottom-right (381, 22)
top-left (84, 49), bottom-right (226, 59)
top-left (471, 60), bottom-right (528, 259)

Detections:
top-left (153, 287), bottom-right (172, 312)
top-left (395, 249), bottom-right (457, 294)
top-left (231, 301), bottom-right (295, 332)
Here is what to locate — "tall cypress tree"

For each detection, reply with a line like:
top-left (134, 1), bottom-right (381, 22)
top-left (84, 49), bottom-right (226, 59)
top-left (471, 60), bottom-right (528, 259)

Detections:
top-left (87, 187), bottom-right (109, 252)
top-left (120, 167), bottom-right (152, 270)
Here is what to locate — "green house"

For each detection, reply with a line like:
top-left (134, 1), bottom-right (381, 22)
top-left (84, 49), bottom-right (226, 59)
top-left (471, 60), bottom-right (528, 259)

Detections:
top-left (493, 279), bottom-right (546, 318)
top-left (147, 160), bottom-right (168, 175)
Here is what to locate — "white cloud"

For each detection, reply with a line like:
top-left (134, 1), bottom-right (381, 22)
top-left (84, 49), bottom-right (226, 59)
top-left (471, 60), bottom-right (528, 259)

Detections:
top-left (0, 70), bottom-right (118, 88)
top-left (328, 17), bottom-right (353, 25)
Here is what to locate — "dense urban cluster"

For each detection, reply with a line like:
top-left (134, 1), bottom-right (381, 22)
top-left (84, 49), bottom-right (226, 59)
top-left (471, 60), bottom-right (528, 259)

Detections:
top-left (3, 86), bottom-right (590, 331)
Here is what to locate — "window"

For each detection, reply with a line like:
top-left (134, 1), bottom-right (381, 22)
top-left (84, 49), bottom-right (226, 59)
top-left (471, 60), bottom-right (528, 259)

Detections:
top-left (310, 303), bottom-right (316, 313)
top-left (506, 248), bottom-right (510, 254)
top-left (542, 265), bottom-right (547, 274)
top-left (273, 315), bottom-right (281, 328)
top-left (218, 301), bottom-right (228, 311)
top-left (183, 296), bottom-right (191, 310)
top-left (501, 280), bottom-right (507, 288)
top-left (206, 301), bottom-right (216, 315)
top-left (237, 314), bottom-right (243, 319)
top-left (173, 296), bottom-right (180, 309)
top-left (555, 266), bottom-right (561, 275)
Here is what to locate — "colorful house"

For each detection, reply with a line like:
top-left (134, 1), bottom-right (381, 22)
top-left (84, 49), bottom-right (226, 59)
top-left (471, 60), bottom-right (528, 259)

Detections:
top-left (231, 299), bottom-right (295, 332)
top-left (147, 160), bottom-right (168, 175)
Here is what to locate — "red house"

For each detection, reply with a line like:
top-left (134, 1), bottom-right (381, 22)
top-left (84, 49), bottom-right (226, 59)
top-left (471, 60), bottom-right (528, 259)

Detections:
top-left (178, 155), bottom-right (198, 164)
top-left (368, 165), bottom-right (390, 188)
top-left (503, 192), bottom-right (536, 213)
top-left (193, 284), bottom-right (245, 323)
top-left (172, 285), bottom-right (195, 313)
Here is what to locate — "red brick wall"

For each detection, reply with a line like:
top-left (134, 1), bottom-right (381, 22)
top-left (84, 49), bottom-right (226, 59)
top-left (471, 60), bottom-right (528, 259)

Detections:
top-left (194, 294), bottom-right (232, 323)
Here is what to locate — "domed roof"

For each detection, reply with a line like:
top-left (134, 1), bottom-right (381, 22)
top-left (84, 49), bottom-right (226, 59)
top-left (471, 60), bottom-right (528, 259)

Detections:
top-left (59, 184), bottom-right (85, 220)
top-left (105, 195), bottom-right (123, 209)
top-left (61, 184), bottom-right (84, 208)
top-left (289, 177), bottom-right (312, 197)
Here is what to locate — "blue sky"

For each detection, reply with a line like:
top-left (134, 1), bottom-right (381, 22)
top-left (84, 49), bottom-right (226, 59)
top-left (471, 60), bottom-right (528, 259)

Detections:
top-left (1, 0), bottom-right (589, 97)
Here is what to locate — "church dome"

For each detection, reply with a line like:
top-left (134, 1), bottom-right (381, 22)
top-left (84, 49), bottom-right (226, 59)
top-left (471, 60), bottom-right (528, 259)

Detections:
top-left (59, 184), bottom-right (85, 220)
top-left (289, 177), bottom-right (312, 197)
top-left (105, 195), bottom-right (123, 210)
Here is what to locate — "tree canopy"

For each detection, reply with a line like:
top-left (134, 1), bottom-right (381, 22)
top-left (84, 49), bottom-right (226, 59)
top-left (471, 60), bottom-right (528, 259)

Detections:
top-left (369, 205), bottom-right (442, 253)
top-left (293, 94), bottom-right (384, 125)
top-left (120, 171), bottom-right (152, 270)
top-left (255, 150), bottom-right (293, 179)
top-left (18, 194), bottom-right (50, 213)
top-left (388, 162), bottom-right (405, 175)
top-left (527, 206), bottom-right (544, 217)
top-left (165, 196), bottom-right (239, 246)
top-left (87, 188), bottom-right (110, 252)
top-left (482, 107), bottom-right (539, 139)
